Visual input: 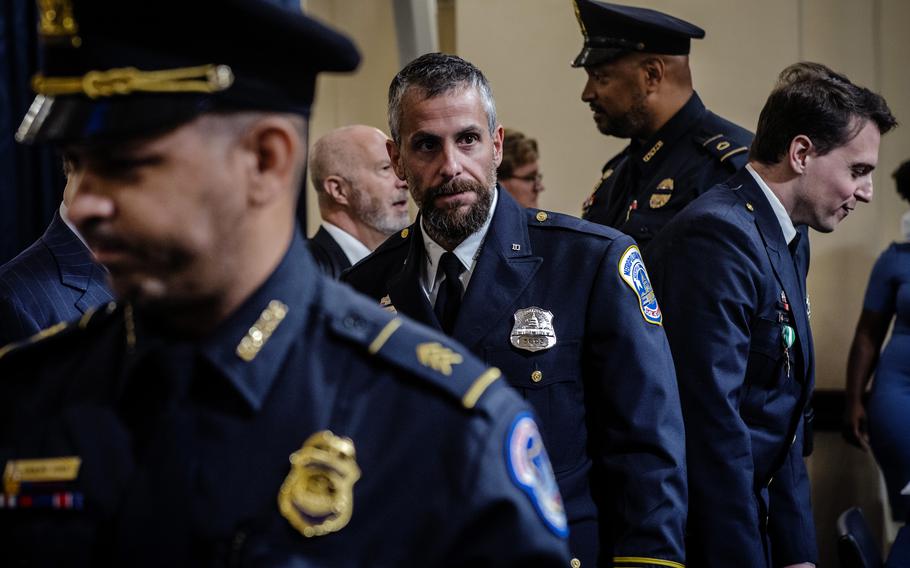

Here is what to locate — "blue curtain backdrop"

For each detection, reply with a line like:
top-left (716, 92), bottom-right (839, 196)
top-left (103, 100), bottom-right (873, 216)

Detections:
top-left (0, 0), bottom-right (65, 265)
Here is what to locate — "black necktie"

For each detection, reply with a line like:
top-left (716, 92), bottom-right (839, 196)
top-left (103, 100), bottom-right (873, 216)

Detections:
top-left (434, 252), bottom-right (464, 334)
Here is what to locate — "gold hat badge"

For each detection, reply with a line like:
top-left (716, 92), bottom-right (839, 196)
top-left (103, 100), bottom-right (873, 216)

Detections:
top-left (278, 431), bottom-right (361, 538)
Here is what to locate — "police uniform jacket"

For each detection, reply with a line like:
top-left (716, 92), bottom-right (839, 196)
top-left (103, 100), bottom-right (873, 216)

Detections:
top-left (344, 188), bottom-right (687, 568)
top-left (0, 211), bottom-right (113, 346)
top-left (0, 231), bottom-right (571, 567)
top-left (308, 225), bottom-right (351, 279)
top-left (647, 168), bottom-right (817, 567)
top-left (582, 93), bottom-right (752, 251)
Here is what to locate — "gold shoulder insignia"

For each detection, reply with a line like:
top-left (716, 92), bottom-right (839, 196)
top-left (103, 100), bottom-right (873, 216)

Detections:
top-left (0, 321), bottom-right (69, 360)
top-left (416, 342), bottom-right (463, 376)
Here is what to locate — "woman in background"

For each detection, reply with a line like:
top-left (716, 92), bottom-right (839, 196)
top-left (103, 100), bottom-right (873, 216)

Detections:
top-left (497, 129), bottom-right (545, 209)
top-left (846, 159), bottom-right (910, 522)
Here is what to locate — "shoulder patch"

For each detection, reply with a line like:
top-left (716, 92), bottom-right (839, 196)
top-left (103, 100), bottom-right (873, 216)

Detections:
top-left (618, 245), bottom-right (662, 325)
top-left (698, 132), bottom-right (749, 168)
top-left (505, 412), bottom-right (568, 537)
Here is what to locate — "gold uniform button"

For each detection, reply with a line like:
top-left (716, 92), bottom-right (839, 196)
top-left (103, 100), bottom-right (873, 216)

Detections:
top-left (400, 228), bottom-right (409, 238)
top-left (536, 211), bottom-right (548, 222)
top-left (745, 203), bottom-right (754, 212)
top-left (570, 559), bottom-right (581, 568)
top-left (531, 370), bottom-right (543, 383)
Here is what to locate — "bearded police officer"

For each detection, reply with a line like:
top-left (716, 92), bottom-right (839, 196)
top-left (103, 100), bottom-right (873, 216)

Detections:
top-left (0, 1), bottom-right (572, 565)
top-left (344, 52), bottom-right (686, 568)
top-left (574, 0), bottom-right (752, 251)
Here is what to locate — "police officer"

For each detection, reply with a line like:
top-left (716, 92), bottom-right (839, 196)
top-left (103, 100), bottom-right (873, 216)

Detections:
top-left (0, 1), bottom-right (572, 565)
top-left (648, 62), bottom-right (896, 568)
top-left (344, 52), bottom-right (686, 568)
top-left (573, 0), bottom-right (752, 251)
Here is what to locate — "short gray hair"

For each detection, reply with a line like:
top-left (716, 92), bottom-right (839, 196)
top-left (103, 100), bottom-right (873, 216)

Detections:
top-left (388, 52), bottom-right (497, 145)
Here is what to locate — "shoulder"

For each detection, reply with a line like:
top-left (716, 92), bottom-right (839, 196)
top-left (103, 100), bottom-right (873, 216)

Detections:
top-left (0, 301), bottom-right (117, 363)
top-left (315, 280), bottom-right (515, 415)
top-left (525, 208), bottom-right (625, 243)
top-left (0, 239), bottom-right (53, 286)
top-left (601, 147), bottom-right (629, 173)
top-left (655, 185), bottom-right (756, 252)
top-left (692, 111), bottom-right (754, 170)
top-left (342, 227), bottom-right (412, 290)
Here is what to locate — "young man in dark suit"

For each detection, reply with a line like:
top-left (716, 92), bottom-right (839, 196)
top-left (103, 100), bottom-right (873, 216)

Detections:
top-left (648, 62), bottom-right (896, 568)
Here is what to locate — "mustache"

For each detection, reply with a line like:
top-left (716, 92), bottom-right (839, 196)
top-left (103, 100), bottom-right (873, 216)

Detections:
top-left (80, 221), bottom-right (133, 253)
top-left (589, 103), bottom-right (605, 113)
top-left (424, 177), bottom-right (481, 201)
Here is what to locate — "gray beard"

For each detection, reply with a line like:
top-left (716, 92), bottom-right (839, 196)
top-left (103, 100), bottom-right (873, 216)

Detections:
top-left (415, 177), bottom-right (494, 250)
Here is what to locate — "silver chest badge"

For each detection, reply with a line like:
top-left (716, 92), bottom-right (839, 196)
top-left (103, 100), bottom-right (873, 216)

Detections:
top-left (510, 307), bottom-right (556, 352)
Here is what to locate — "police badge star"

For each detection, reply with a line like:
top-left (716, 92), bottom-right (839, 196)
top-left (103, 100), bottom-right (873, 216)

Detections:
top-left (510, 307), bottom-right (557, 352)
top-left (278, 431), bottom-right (361, 537)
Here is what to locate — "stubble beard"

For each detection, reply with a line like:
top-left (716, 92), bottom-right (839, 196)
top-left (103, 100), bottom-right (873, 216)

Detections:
top-left (595, 90), bottom-right (650, 139)
top-left (349, 183), bottom-right (410, 236)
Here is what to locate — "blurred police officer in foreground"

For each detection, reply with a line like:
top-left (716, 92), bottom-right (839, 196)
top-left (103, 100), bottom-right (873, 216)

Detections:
top-left (573, 0), bottom-right (752, 251)
top-left (308, 125), bottom-right (410, 278)
top-left (648, 62), bottom-right (896, 568)
top-left (344, 52), bottom-right (686, 568)
top-left (0, 1), bottom-right (572, 565)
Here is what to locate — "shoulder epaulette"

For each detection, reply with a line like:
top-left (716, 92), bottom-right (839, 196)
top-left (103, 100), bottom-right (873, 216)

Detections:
top-left (360, 226), bottom-right (412, 262)
top-left (697, 132), bottom-right (749, 168)
top-left (0, 301), bottom-right (117, 361)
top-left (526, 208), bottom-right (622, 240)
top-left (321, 284), bottom-right (502, 411)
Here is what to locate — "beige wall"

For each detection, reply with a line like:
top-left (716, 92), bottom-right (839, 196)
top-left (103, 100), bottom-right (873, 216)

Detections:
top-left (306, 0), bottom-right (909, 390)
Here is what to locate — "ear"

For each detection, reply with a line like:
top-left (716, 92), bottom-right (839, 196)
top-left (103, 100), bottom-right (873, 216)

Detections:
top-left (787, 134), bottom-right (813, 175)
top-left (243, 117), bottom-right (300, 206)
top-left (491, 124), bottom-right (505, 168)
top-left (322, 175), bottom-right (352, 206)
top-left (640, 56), bottom-right (666, 94)
top-left (388, 138), bottom-right (406, 181)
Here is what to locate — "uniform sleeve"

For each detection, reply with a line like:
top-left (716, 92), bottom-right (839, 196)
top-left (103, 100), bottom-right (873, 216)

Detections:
top-left (447, 392), bottom-right (572, 567)
top-left (587, 235), bottom-right (687, 567)
top-left (863, 244), bottom-right (899, 314)
top-left (649, 215), bottom-right (767, 565)
top-left (768, 419), bottom-right (818, 566)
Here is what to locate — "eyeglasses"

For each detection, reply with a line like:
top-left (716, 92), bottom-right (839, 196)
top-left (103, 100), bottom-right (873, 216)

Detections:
top-left (505, 172), bottom-right (543, 184)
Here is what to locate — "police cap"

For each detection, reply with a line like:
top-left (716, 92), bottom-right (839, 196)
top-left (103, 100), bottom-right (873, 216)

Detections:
top-left (572, 0), bottom-right (705, 68)
top-left (17, 0), bottom-right (360, 144)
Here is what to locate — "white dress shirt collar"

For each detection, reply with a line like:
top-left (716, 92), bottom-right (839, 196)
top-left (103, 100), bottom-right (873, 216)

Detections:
top-left (321, 222), bottom-right (373, 266)
top-left (746, 164), bottom-right (797, 245)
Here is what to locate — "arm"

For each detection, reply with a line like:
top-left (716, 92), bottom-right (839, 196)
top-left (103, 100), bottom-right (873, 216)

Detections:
top-left (649, 214), bottom-right (766, 566)
top-left (450, 397), bottom-right (572, 567)
top-left (768, 419), bottom-right (818, 566)
top-left (843, 309), bottom-right (891, 449)
top-left (588, 236), bottom-right (687, 566)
